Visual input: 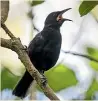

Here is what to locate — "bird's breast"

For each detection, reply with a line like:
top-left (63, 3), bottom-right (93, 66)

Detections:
top-left (42, 27), bottom-right (62, 42)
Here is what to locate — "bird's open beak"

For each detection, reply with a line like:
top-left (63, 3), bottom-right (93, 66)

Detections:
top-left (57, 8), bottom-right (72, 22)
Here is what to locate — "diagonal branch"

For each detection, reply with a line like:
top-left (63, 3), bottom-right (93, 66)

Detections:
top-left (1, 22), bottom-right (60, 100)
top-left (1, 21), bottom-right (15, 39)
top-left (62, 50), bottom-right (98, 63)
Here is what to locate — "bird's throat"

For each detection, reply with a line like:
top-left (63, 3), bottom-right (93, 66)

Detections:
top-left (44, 24), bottom-right (60, 31)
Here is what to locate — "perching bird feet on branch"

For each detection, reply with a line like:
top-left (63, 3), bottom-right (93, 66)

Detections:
top-left (40, 74), bottom-right (47, 87)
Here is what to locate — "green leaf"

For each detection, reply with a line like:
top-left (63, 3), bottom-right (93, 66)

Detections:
top-left (87, 47), bottom-right (97, 55)
top-left (79, 1), bottom-right (98, 17)
top-left (1, 68), bottom-right (20, 90)
top-left (30, 0), bottom-right (44, 6)
top-left (85, 79), bottom-right (98, 99)
top-left (44, 64), bottom-right (77, 92)
top-left (90, 62), bottom-right (98, 71)
top-left (87, 47), bottom-right (98, 71)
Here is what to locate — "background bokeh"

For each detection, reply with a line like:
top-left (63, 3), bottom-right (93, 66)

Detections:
top-left (0, 0), bottom-right (98, 100)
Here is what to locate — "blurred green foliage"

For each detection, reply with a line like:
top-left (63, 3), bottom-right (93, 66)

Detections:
top-left (85, 47), bottom-right (98, 99)
top-left (1, 68), bottom-right (19, 91)
top-left (79, 1), bottom-right (98, 17)
top-left (44, 64), bottom-right (78, 92)
top-left (87, 47), bottom-right (98, 71)
top-left (2, 64), bottom-right (77, 93)
top-left (85, 78), bottom-right (98, 99)
top-left (29, 0), bottom-right (44, 6)
top-left (0, 70), bottom-right (1, 91)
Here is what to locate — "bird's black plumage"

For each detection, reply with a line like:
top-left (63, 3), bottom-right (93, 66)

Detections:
top-left (12, 8), bottom-right (72, 98)
top-left (28, 26), bottom-right (61, 71)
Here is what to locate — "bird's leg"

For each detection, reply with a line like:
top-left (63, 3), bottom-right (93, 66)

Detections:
top-left (41, 75), bottom-right (47, 86)
top-left (40, 70), bottom-right (47, 86)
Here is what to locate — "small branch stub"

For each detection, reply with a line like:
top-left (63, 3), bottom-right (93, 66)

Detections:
top-left (1, 0), bottom-right (9, 23)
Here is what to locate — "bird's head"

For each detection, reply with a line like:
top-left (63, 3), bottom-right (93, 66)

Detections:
top-left (45, 8), bottom-right (72, 28)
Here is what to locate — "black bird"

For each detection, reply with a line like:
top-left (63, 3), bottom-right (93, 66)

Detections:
top-left (12, 8), bottom-right (72, 98)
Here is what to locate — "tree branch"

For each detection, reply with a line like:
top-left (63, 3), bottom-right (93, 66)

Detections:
top-left (1, 38), bottom-right (12, 49)
top-left (62, 50), bottom-right (98, 63)
top-left (1, 1), bottom-right (9, 23)
top-left (1, 22), bottom-right (15, 39)
top-left (1, 22), bottom-right (60, 100)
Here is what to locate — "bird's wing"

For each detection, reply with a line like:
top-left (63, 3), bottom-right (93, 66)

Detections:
top-left (28, 33), bottom-right (45, 54)
top-left (28, 30), bottom-right (60, 70)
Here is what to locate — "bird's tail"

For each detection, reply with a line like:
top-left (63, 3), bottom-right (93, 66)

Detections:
top-left (12, 71), bottom-right (33, 98)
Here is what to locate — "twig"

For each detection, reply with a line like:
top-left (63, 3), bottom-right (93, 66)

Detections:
top-left (1, 22), bottom-right (15, 39)
top-left (62, 50), bottom-right (98, 63)
top-left (1, 22), bottom-right (60, 100)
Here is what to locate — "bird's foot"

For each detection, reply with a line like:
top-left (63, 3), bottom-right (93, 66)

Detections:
top-left (40, 75), bottom-right (47, 86)
top-left (22, 45), bottom-right (28, 52)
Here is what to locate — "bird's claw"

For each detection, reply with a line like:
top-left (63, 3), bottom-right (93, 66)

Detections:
top-left (40, 76), bottom-right (47, 86)
top-left (22, 45), bottom-right (28, 52)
